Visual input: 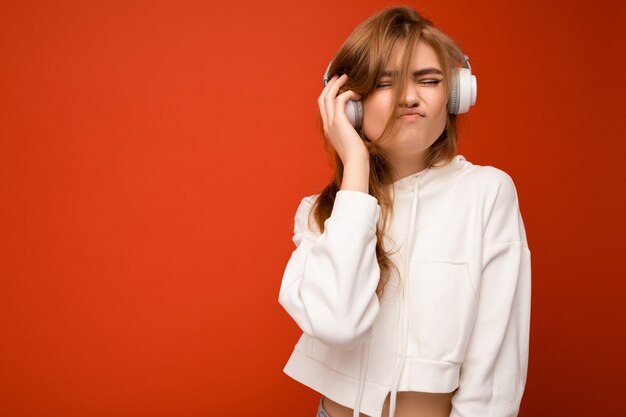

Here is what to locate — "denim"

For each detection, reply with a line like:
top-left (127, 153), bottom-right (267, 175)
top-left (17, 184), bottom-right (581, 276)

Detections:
top-left (316, 396), bottom-right (331, 417)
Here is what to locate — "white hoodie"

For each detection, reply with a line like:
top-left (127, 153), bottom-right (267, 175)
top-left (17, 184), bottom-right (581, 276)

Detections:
top-left (278, 154), bottom-right (531, 417)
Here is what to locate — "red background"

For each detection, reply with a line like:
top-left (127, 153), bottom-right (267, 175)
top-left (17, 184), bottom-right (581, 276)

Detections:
top-left (1, 1), bottom-right (624, 416)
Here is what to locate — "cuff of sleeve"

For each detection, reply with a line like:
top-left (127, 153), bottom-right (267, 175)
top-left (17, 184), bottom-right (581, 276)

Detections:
top-left (331, 190), bottom-right (381, 230)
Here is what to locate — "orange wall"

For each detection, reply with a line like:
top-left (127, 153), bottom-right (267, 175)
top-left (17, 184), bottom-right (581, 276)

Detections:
top-left (1, 1), bottom-right (624, 416)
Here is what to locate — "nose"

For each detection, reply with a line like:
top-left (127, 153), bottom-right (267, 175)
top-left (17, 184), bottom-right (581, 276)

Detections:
top-left (400, 77), bottom-right (420, 108)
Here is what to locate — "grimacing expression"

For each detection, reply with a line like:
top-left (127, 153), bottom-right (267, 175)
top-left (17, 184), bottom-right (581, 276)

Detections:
top-left (362, 40), bottom-right (448, 157)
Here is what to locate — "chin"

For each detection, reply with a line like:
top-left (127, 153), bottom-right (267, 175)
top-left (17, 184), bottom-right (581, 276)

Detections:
top-left (390, 139), bottom-right (429, 154)
top-left (397, 133), bottom-right (427, 145)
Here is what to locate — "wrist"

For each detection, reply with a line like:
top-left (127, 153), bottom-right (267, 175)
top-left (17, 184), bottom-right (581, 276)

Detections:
top-left (341, 159), bottom-right (370, 193)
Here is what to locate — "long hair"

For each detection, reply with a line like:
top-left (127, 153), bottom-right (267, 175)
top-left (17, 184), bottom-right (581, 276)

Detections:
top-left (309, 5), bottom-right (468, 300)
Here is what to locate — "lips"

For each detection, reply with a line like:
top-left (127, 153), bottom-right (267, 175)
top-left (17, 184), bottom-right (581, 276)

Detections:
top-left (397, 110), bottom-right (425, 118)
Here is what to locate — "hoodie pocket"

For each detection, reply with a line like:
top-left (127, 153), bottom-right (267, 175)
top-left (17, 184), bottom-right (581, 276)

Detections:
top-left (406, 261), bottom-right (477, 363)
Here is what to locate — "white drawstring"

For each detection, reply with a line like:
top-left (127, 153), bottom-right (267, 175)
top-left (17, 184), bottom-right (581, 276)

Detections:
top-left (388, 175), bottom-right (421, 417)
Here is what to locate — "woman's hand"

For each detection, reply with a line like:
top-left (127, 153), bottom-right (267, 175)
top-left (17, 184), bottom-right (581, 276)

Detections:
top-left (318, 74), bottom-right (369, 166)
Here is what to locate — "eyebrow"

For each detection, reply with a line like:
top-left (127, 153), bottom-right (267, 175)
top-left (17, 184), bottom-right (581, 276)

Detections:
top-left (382, 68), bottom-right (444, 77)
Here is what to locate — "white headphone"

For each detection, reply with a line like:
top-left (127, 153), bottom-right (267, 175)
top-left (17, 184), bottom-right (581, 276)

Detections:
top-left (323, 54), bottom-right (477, 129)
top-left (448, 55), bottom-right (478, 114)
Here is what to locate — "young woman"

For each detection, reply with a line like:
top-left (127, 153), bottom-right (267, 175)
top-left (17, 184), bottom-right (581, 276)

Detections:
top-left (278, 6), bottom-right (531, 417)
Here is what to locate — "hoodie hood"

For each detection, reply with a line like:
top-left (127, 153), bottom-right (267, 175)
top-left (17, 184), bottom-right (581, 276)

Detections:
top-left (391, 154), bottom-right (468, 195)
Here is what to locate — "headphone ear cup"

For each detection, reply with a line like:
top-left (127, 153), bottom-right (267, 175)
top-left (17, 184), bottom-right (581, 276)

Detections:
top-left (345, 100), bottom-right (364, 130)
top-left (448, 67), bottom-right (477, 114)
top-left (448, 68), bottom-right (461, 114)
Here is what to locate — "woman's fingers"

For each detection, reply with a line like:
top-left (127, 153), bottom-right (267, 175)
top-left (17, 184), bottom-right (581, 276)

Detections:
top-left (318, 74), bottom-right (339, 132)
top-left (316, 73), bottom-right (368, 163)
top-left (334, 89), bottom-right (362, 123)
top-left (324, 74), bottom-right (348, 125)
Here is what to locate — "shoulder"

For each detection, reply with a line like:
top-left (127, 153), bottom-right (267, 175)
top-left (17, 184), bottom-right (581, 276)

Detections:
top-left (463, 163), bottom-right (530, 248)
top-left (295, 193), bottom-right (322, 216)
top-left (462, 161), bottom-right (516, 189)
top-left (300, 192), bottom-right (322, 206)
top-left (460, 161), bottom-right (520, 205)
top-left (293, 193), bottom-right (323, 236)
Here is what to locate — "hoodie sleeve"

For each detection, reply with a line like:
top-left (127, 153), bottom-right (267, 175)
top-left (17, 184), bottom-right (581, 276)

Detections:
top-left (278, 190), bottom-right (382, 349)
top-left (450, 171), bottom-right (532, 417)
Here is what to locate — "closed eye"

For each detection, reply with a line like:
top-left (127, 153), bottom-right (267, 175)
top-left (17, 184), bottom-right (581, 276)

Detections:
top-left (376, 79), bottom-right (442, 88)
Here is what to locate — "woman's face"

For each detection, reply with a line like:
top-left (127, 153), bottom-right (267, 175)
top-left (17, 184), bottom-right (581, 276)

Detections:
top-left (362, 39), bottom-right (448, 161)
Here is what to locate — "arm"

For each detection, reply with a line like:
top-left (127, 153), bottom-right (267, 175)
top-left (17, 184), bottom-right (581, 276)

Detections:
top-left (277, 190), bottom-right (382, 349)
top-left (450, 171), bottom-right (532, 417)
